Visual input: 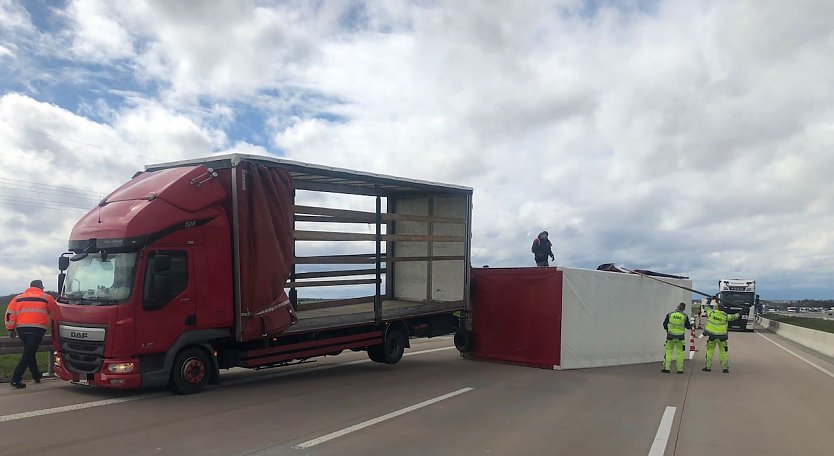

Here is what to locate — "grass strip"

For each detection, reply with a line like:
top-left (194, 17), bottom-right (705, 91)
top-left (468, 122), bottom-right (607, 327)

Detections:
top-left (762, 313), bottom-right (834, 334)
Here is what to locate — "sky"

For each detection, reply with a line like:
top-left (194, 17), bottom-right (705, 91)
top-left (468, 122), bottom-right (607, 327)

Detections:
top-left (0, 0), bottom-right (833, 300)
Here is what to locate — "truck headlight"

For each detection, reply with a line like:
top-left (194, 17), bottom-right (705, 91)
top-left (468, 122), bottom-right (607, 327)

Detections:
top-left (54, 352), bottom-right (62, 368)
top-left (107, 362), bottom-right (136, 374)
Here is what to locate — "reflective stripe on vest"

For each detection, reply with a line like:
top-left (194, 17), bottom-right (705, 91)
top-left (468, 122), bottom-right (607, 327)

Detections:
top-left (17, 307), bottom-right (48, 314)
top-left (9, 290), bottom-right (50, 329)
top-left (667, 311), bottom-right (687, 336)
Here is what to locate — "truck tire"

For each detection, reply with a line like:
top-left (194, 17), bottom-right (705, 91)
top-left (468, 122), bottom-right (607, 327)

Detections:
top-left (454, 328), bottom-right (472, 353)
top-left (171, 347), bottom-right (211, 395)
top-left (368, 329), bottom-right (406, 364)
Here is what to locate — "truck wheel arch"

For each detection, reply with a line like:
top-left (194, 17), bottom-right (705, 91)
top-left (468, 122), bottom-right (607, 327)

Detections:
top-left (385, 321), bottom-right (410, 348)
top-left (141, 329), bottom-right (229, 389)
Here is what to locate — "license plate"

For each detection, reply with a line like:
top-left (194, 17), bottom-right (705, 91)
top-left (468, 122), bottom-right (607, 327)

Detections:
top-left (72, 379), bottom-right (90, 386)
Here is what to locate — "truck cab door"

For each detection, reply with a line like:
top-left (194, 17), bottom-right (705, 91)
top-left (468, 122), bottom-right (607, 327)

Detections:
top-left (135, 249), bottom-right (196, 355)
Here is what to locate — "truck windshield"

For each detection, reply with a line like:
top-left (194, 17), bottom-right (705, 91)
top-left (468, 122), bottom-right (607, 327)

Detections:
top-left (62, 252), bottom-right (138, 305)
top-left (720, 292), bottom-right (754, 307)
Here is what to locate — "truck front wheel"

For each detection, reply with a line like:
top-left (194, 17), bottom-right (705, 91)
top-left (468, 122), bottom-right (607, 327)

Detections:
top-left (368, 329), bottom-right (406, 364)
top-left (171, 347), bottom-right (210, 395)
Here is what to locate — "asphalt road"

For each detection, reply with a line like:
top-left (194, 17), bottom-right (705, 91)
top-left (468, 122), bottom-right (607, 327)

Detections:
top-left (1, 327), bottom-right (833, 456)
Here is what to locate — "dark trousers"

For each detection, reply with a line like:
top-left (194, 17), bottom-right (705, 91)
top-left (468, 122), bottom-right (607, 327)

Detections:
top-left (12, 327), bottom-right (46, 383)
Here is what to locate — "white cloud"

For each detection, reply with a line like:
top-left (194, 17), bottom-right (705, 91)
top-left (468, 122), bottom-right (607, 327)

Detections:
top-left (113, 101), bottom-right (226, 160)
top-left (267, 0), bottom-right (834, 296)
top-left (0, 0), bottom-right (33, 31)
top-left (128, 1), bottom-right (323, 101)
top-left (0, 93), bottom-right (230, 294)
top-left (1, 0), bottom-right (834, 298)
top-left (61, 0), bottom-right (136, 62)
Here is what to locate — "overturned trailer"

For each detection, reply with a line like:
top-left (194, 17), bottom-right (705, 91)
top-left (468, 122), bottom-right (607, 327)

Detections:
top-left (470, 266), bottom-right (692, 369)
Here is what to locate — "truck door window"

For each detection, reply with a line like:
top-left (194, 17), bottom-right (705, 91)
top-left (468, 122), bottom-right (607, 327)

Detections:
top-left (143, 251), bottom-right (189, 311)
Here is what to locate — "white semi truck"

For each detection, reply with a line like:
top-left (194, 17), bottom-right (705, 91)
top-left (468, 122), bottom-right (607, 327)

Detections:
top-left (718, 279), bottom-right (757, 331)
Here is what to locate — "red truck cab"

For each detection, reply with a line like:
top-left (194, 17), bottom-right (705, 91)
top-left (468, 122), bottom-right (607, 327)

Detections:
top-left (55, 165), bottom-right (234, 390)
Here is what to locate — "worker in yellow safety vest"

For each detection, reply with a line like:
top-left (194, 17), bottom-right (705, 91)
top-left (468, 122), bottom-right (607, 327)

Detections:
top-left (702, 296), bottom-right (740, 374)
top-left (4, 280), bottom-right (56, 389)
top-left (662, 302), bottom-right (691, 374)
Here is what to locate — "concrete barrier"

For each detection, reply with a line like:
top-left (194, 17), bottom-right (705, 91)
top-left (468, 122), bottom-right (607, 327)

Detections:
top-left (759, 317), bottom-right (834, 358)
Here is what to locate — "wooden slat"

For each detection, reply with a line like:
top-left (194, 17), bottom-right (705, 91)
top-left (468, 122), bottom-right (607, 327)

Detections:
top-left (385, 213), bottom-right (465, 224)
top-left (294, 255), bottom-right (378, 265)
top-left (388, 255), bottom-right (465, 262)
top-left (293, 254), bottom-right (463, 264)
top-left (294, 230), bottom-right (465, 243)
top-left (286, 278), bottom-right (380, 288)
top-left (296, 214), bottom-right (465, 225)
top-left (295, 215), bottom-right (377, 224)
top-left (293, 268), bottom-right (385, 279)
top-left (294, 205), bottom-right (465, 224)
top-left (296, 296), bottom-right (376, 311)
top-left (384, 234), bottom-right (465, 242)
top-left (294, 205), bottom-right (376, 221)
top-left (295, 230), bottom-right (376, 241)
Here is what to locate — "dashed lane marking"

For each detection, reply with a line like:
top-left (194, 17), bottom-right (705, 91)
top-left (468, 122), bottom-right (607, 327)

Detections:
top-left (648, 406), bottom-right (676, 456)
top-left (294, 387), bottom-right (474, 449)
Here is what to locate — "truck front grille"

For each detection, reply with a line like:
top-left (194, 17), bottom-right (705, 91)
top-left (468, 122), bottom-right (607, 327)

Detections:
top-left (61, 339), bottom-right (105, 374)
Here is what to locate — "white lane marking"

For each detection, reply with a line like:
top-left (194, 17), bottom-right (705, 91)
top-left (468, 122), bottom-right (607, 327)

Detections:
top-left (648, 406), bottom-right (677, 456)
top-left (404, 346), bottom-right (457, 356)
top-left (294, 387), bottom-right (474, 449)
top-left (0, 392), bottom-right (168, 423)
top-left (0, 345), bottom-right (457, 423)
top-left (758, 332), bottom-right (834, 380)
top-left (689, 351), bottom-right (695, 360)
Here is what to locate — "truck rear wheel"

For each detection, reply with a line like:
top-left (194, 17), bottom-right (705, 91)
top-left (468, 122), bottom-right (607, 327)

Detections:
top-left (171, 347), bottom-right (210, 395)
top-left (368, 329), bottom-right (406, 364)
top-left (454, 328), bottom-right (472, 353)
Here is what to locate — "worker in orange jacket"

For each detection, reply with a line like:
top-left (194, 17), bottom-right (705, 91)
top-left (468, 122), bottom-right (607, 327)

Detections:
top-left (5, 280), bottom-right (56, 389)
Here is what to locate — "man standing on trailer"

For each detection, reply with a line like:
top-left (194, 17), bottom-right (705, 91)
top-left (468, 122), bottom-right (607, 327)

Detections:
top-left (531, 231), bottom-right (555, 267)
top-left (702, 296), bottom-right (741, 374)
top-left (662, 302), bottom-right (691, 374)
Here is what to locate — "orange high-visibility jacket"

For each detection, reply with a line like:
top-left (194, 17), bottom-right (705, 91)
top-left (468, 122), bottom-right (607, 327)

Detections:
top-left (4, 287), bottom-right (55, 331)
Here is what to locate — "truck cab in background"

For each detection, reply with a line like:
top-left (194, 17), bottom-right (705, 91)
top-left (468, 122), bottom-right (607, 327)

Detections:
top-left (718, 279), bottom-right (756, 331)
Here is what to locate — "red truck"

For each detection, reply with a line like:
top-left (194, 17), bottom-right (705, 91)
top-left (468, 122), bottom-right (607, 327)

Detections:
top-left (53, 154), bottom-right (472, 394)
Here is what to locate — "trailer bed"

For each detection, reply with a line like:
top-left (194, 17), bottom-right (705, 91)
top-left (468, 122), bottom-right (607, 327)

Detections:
top-left (286, 299), bottom-right (464, 334)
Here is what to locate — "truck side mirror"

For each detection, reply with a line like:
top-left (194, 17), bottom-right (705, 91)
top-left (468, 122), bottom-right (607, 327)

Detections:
top-left (153, 255), bottom-right (172, 272)
top-left (59, 256), bottom-right (70, 271)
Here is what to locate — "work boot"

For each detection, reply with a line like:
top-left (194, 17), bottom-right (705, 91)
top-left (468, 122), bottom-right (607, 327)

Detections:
top-left (33, 374), bottom-right (42, 384)
top-left (661, 369), bottom-right (670, 373)
top-left (722, 368), bottom-right (729, 374)
top-left (11, 381), bottom-right (26, 389)
top-left (702, 367), bottom-right (711, 372)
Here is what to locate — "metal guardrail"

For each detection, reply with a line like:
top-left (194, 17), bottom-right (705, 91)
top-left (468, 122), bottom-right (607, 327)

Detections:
top-left (0, 335), bottom-right (53, 356)
top-left (0, 335), bottom-right (56, 378)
